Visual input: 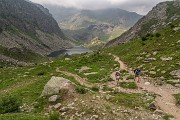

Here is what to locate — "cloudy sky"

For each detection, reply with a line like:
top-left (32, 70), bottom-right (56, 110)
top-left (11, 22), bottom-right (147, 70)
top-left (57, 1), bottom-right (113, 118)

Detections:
top-left (30, 0), bottom-right (172, 15)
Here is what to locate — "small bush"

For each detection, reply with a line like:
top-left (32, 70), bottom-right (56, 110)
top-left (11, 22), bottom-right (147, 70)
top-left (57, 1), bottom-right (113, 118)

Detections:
top-left (155, 33), bottom-right (161, 37)
top-left (141, 37), bottom-right (148, 41)
top-left (91, 86), bottom-right (99, 92)
top-left (146, 33), bottom-right (151, 37)
top-left (37, 71), bottom-right (45, 76)
top-left (75, 86), bottom-right (87, 94)
top-left (0, 96), bottom-right (22, 114)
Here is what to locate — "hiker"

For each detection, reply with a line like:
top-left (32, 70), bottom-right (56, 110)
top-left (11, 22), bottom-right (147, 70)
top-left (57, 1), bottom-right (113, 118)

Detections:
top-left (134, 68), bottom-right (141, 83)
top-left (115, 70), bottom-right (121, 85)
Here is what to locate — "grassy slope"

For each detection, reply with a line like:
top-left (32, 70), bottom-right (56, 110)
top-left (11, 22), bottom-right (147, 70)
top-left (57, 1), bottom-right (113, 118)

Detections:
top-left (105, 20), bottom-right (180, 83)
top-left (0, 50), bottom-right (154, 119)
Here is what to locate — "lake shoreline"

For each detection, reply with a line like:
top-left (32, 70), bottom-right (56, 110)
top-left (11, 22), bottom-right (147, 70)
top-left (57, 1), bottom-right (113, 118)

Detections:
top-left (47, 46), bottom-right (93, 57)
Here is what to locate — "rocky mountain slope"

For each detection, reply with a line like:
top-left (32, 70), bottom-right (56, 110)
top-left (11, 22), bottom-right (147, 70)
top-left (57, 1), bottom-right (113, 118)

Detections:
top-left (0, 0), bottom-right (72, 66)
top-left (45, 5), bottom-right (142, 43)
top-left (105, 1), bottom-right (180, 48)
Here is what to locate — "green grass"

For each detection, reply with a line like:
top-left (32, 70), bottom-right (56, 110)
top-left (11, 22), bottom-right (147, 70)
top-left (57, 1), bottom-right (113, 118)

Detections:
top-left (120, 82), bottom-right (137, 89)
top-left (0, 113), bottom-right (47, 120)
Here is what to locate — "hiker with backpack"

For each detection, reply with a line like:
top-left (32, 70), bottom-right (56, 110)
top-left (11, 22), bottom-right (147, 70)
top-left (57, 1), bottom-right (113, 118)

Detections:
top-left (134, 68), bottom-right (141, 83)
top-left (115, 70), bottom-right (121, 86)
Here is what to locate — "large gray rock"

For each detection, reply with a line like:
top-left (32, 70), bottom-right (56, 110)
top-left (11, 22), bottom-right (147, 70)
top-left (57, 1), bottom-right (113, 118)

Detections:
top-left (41, 76), bottom-right (73, 96)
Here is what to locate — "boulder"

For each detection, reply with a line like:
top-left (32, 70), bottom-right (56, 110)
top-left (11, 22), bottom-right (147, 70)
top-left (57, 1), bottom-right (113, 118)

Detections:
top-left (48, 95), bottom-right (59, 102)
top-left (149, 102), bottom-right (157, 110)
top-left (41, 76), bottom-right (73, 96)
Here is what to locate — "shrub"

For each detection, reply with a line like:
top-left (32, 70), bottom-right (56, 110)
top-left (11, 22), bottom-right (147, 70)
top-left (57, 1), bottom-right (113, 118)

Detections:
top-left (91, 86), bottom-right (99, 92)
top-left (37, 71), bottom-right (45, 76)
top-left (141, 36), bottom-right (147, 41)
top-left (155, 33), bottom-right (161, 37)
top-left (75, 86), bottom-right (87, 94)
top-left (0, 96), bottom-right (22, 114)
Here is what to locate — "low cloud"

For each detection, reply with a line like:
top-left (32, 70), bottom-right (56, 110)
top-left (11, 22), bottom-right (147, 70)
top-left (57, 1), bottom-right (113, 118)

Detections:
top-left (30, 0), bottom-right (172, 15)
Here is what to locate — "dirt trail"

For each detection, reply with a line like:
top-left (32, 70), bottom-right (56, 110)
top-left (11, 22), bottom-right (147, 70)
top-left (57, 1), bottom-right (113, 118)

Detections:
top-left (56, 68), bottom-right (93, 88)
top-left (111, 54), bottom-right (180, 119)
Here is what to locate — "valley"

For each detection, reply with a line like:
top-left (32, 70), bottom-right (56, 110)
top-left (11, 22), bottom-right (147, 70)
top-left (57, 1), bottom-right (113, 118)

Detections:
top-left (0, 0), bottom-right (180, 120)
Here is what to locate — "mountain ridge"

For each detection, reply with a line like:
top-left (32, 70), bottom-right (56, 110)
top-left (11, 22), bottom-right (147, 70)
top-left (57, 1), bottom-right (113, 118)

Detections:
top-left (105, 1), bottom-right (180, 47)
top-left (0, 0), bottom-right (72, 66)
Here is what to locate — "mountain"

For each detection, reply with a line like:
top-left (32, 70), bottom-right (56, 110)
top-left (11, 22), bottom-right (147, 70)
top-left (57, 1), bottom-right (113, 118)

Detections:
top-left (0, 0), bottom-right (72, 66)
top-left (44, 5), bottom-right (142, 43)
top-left (105, 1), bottom-right (180, 48)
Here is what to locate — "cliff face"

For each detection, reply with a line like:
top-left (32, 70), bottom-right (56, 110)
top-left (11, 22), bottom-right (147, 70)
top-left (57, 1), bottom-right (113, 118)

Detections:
top-left (105, 1), bottom-right (180, 48)
top-left (0, 0), bottom-right (72, 66)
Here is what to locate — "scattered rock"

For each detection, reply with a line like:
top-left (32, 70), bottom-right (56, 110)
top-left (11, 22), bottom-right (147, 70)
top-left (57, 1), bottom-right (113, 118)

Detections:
top-left (177, 40), bottom-right (180, 43)
top-left (91, 115), bottom-right (99, 119)
top-left (54, 103), bottom-right (61, 109)
top-left (145, 82), bottom-right (151, 85)
top-left (41, 76), bottom-right (74, 96)
top-left (65, 58), bottom-right (71, 60)
top-left (160, 57), bottom-right (173, 61)
top-left (48, 95), bottom-right (59, 102)
top-left (173, 27), bottom-right (180, 31)
top-left (105, 95), bottom-right (111, 100)
top-left (149, 102), bottom-right (157, 110)
top-left (154, 109), bottom-right (164, 115)
top-left (60, 107), bottom-right (69, 112)
top-left (170, 69), bottom-right (180, 78)
top-left (79, 66), bottom-right (91, 73)
top-left (153, 51), bottom-right (158, 55)
top-left (84, 72), bottom-right (98, 76)
top-left (150, 71), bottom-right (156, 75)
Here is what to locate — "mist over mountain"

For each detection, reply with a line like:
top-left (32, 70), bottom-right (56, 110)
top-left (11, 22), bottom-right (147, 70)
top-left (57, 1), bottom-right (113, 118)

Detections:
top-left (43, 4), bottom-right (143, 43)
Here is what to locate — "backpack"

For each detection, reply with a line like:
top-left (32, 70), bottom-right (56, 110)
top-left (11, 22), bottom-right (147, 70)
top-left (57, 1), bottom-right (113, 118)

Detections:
top-left (134, 69), bottom-right (141, 75)
top-left (115, 71), bottom-right (120, 76)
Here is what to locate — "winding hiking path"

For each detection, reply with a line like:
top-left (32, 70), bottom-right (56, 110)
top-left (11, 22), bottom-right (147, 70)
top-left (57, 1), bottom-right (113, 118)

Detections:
top-left (56, 68), bottom-right (93, 88)
top-left (111, 54), bottom-right (180, 119)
